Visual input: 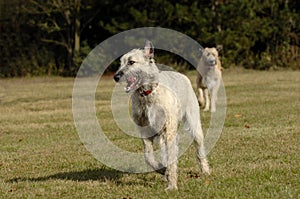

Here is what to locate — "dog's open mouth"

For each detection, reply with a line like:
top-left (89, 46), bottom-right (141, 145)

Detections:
top-left (206, 60), bottom-right (216, 69)
top-left (209, 60), bottom-right (216, 65)
top-left (125, 76), bottom-right (138, 93)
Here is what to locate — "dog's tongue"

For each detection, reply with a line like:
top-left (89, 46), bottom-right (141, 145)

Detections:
top-left (125, 76), bottom-right (137, 93)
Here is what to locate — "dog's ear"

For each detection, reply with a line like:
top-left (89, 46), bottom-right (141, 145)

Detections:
top-left (144, 40), bottom-right (154, 58)
top-left (216, 45), bottom-right (223, 52)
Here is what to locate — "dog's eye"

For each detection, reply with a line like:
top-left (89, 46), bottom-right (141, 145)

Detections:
top-left (128, 60), bottom-right (135, 65)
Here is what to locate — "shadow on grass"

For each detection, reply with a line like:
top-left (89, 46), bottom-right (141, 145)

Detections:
top-left (7, 168), bottom-right (122, 183)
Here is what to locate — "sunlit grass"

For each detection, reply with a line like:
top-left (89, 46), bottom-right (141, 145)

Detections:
top-left (0, 70), bottom-right (299, 198)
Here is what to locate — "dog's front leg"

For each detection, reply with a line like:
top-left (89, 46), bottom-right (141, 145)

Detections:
top-left (210, 81), bottom-right (220, 112)
top-left (209, 87), bottom-right (217, 112)
top-left (198, 88), bottom-right (205, 107)
top-left (142, 138), bottom-right (166, 175)
top-left (203, 88), bottom-right (210, 111)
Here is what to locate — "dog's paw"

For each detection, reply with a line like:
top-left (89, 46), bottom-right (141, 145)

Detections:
top-left (165, 185), bottom-right (178, 191)
top-left (162, 175), bottom-right (167, 182)
top-left (156, 167), bottom-right (166, 175)
top-left (202, 167), bottom-right (211, 176)
top-left (198, 100), bottom-right (205, 108)
top-left (203, 108), bottom-right (209, 112)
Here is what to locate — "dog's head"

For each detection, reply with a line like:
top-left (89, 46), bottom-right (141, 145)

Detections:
top-left (114, 41), bottom-right (159, 93)
top-left (200, 47), bottom-right (220, 70)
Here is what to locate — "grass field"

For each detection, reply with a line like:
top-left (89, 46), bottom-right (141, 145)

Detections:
top-left (0, 69), bottom-right (299, 198)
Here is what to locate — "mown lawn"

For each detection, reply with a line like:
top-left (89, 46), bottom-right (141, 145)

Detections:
top-left (0, 69), bottom-right (299, 198)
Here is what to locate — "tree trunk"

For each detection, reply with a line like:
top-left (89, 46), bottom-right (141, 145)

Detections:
top-left (74, 0), bottom-right (80, 53)
top-left (63, 5), bottom-right (74, 74)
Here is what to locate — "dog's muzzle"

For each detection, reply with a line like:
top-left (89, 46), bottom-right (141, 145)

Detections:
top-left (114, 71), bottom-right (139, 93)
top-left (113, 71), bottom-right (124, 82)
top-left (208, 57), bottom-right (216, 66)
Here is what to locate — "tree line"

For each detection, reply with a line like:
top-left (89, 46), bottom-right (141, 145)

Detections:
top-left (0, 0), bottom-right (299, 77)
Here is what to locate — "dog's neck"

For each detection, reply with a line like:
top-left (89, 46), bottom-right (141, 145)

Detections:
top-left (137, 83), bottom-right (158, 97)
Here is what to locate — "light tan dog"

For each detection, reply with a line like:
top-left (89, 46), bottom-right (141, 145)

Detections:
top-left (196, 47), bottom-right (222, 112)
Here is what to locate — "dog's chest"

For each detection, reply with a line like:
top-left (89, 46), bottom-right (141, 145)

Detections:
top-left (133, 106), bottom-right (149, 127)
top-left (203, 70), bottom-right (220, 89)
top-left (131, 95), bottom-right (155, 127)
top-left (131, 91), bottom-right (174, 129)
top-left (205, 76), bottom-right (217, 90)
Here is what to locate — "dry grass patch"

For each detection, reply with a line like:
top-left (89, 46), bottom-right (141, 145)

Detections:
top-left (1, 70), bottom-right (299, 198)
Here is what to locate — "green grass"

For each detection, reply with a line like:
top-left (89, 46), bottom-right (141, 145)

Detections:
top-left (1, 70), bottom-right (300, 198)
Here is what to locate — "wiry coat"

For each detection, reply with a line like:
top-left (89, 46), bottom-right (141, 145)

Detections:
top-left (114, 41), bottom-right (210, 190)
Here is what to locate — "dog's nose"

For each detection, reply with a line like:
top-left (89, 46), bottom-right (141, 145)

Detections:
top-left (113, 71), bottom-right (124, 82)
top-left (208, 58), bottom-right (216, 65)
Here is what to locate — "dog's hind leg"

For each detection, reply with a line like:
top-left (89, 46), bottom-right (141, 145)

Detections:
top-left (142, 138), bottom-right (166, 175)
top-left (184, 115), bottom-right (210, 175)
top-left (193, 127), bottom-right (210, 175)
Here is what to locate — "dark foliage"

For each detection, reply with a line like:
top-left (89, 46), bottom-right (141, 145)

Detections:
top-left (0, 0), bottom-right (299, 77)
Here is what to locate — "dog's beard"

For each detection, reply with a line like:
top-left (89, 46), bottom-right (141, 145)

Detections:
top-left (209, 60), bottom-right (216, 66)
top-left (205, 59), bottom-right (217, 70)
top-left (123, 71), bottom-right (158, 93)
top-left (122, 71), bottom-right (142, 93)
top-left (207, 64), bottom-right (217, 70)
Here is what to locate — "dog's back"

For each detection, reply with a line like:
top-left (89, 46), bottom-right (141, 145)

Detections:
top-left (159, 70), bottom-right (200, 120)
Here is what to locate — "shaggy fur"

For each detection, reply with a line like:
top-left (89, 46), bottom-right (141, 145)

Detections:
top-left (114, 41), bottom-right (210, 190)
top-left (196, 47), bottom-right (222, 112)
